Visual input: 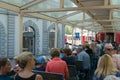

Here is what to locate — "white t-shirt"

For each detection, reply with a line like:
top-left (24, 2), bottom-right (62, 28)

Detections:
top-left (104, 75), bottom-right (120, 80)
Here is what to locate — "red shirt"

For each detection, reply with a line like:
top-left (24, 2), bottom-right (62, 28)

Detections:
top-left (45, 57), bottom-right (68, 79)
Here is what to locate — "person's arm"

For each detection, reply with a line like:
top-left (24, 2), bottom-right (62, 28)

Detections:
top-left (35, 74), bottom-right (43, 80)
top-left (64, 63), bottom-right (69, 80)
top-left (64, 64), bottom-right (69, 80)
top-left (65, 71), bottom-right (69, 80)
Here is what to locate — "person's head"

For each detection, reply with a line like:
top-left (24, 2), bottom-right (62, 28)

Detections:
top-left (50, 48), bottom-right (60, 58)
top-left (15, 52), bottom-right (35, 70)
top-left (96, 40), bottom-right (100, 44)
top-left (84, 43), bottom-right (90, 49)
top-left (76, 47), bottom-right (82, 54)
top-left (104, 43), bottom-right (114, 56)
top-left (63, 48), bottom-right (72, 56)
top-left (95, 54), bottom-right (117, 78)
top-left (0, 57), bottom-right (11, 74)
top-left (60, 48), bottom-right (64, 53)
top-left (36, 56), bottom-right (48, 66)
top-left (82, 44), bottom-right (86, 50)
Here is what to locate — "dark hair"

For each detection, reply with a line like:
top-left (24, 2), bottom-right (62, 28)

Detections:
top-left (60, 48), bottom-right (64, 53)
top-left (0, 57), bottom-right (8, 68)
top-left (63, 48), bottom-right (72, 56)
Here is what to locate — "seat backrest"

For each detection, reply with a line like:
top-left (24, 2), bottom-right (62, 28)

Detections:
top-left (33, 70), bottom-right (64, 80)
top-left (75, 60), bottom-right (83, 71)
top-left (67, 65), bottom-right (77, 77)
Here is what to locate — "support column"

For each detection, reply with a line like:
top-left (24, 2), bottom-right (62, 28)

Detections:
top-left (87, 30), bottom-right (89, 41)
top-left (55, 22), bottom-right (58, 48)
top-left (105, 32), bottom-right (106, 42)
top-left (18, 13), bottom-right (23, 54)
top-left (92, 31), bottom-right (95, 40)
top-left (74, 28), bottom-right (76, 44)
top-left (72, 27), bottom-right (74, 45)
top-left (114, 32), bottom-right (116, 42)
top-left (81, 28), bottom-right (83, 44)
top-left (95, 32), bottom-right (97, 40)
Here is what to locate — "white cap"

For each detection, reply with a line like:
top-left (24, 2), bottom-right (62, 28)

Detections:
top-left (72, 50), bottom-right (77, 53)
top-left (104, 43), bottom-right (113, 49)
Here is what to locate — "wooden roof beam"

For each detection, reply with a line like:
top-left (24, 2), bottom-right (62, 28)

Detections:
top-left (76, 0), bottom-right (101, 2)
top-left (27, 13), bottom-right (57, 22)
top-left (62, 19), bottom-right (120, 23)
top-left (21, 0), bottom-right (45, 10)
top-left (22, 5), bottom-right (120, 13)
top-left (104, 0), bottom-right (109, 5)
top-left (60, 0), bottom-right (64, 8)
top-left (0, 2), bottom-right (20, 12)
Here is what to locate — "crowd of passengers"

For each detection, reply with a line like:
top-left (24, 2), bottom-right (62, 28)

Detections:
top-left (0, 40), bottom-right (120, 80)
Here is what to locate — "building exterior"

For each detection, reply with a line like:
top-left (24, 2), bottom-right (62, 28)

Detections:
top-left (0, 9), bottom-right (65, 58)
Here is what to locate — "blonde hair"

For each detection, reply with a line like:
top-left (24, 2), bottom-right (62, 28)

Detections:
top-left (95, 54), bottom-right (117, 78)
top-left (15, 52), bottom-right (34, 69)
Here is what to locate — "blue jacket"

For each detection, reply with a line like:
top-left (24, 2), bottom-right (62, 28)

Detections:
top-left (0, 75), bottom-right (13, 80)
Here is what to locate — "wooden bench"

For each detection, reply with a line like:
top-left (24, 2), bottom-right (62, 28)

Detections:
top-left (32, 70), bottom-right (64, 80)
top-left (68, 65), bottom-right (78, 80)
top-left (75, 61), bottom-right (83, 71)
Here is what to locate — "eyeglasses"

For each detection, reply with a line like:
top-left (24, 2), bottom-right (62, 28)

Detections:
top-left (106, 48), bottom-right (113, 51)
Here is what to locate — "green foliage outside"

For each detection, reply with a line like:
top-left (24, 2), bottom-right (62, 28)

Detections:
top-left (65, 25), bottom-right (72, 35)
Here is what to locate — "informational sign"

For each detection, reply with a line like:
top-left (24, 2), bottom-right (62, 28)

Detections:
top-left (75, 32), bottom-right (80, 39)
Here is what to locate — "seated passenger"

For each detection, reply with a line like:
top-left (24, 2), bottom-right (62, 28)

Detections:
top-left (77, 44), bottom-right (91, 80)
top-left (0, 57), bottom-right (13, 80)
top-left (93, 54), bottom-right (120, 80)
top-left (62, 48), bottom-right (76, 65)
top-left (45, 48), bottom-right (69, 80)
top-left (34, 56), bottom-right (48, 71)
top-left (14, 52), bottom-right (43, 80)
top-left (98, 43), bottom-right (120, 71)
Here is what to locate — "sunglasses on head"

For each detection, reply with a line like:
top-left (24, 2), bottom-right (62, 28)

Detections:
top-left (106, 48), bottom-right (113, 51)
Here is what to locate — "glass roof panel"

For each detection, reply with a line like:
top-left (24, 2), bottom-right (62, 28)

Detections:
top-left (29, 0), bottom-right (60, 10)
top-left (111, 0), bottom-right (120, 5)
top-left (40, 11), bottom-right (76, 18)
top-left (85, 13), bottom-right (92, 20)
top-left (64, 0), bottom-right (77, 8)
top-left (77, 22), bottom-right (93, 26)
top-left (113, 10), bottom-right (120, 18)
top-left (76, 22), bottom-right (84, 26)
top-left (64, 12), bottom-right (84, 21)
top-left (0, 0), bottom-right (34, 7)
